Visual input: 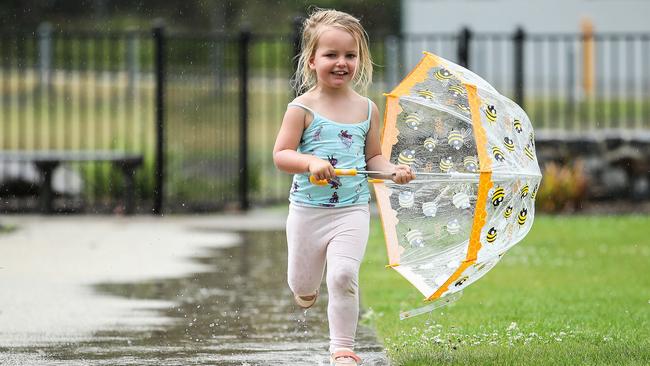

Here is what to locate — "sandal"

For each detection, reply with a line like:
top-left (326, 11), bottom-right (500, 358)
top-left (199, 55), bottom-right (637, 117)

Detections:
top-left (330, 348), bottom-right (361, 366)
top-left (294, 290), bottom-right (318, 309)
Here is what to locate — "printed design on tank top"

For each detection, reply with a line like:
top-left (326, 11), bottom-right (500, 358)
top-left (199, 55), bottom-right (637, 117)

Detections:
top-left (338, 130), bottom-right (353, 150)
top-left (313, 125), bottom-right (323, 141)
top-left (327, 155), bottom-right (338, 167)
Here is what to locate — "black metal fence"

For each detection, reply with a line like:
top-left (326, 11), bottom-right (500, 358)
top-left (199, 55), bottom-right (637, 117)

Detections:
top-left (0, 28), bottom-right (157, 213)
top-left (1, 24), bottom-right (649, 213)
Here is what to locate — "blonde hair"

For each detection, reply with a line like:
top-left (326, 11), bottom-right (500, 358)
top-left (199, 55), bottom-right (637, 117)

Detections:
top-left (292, 8), bottom-right (373, 95)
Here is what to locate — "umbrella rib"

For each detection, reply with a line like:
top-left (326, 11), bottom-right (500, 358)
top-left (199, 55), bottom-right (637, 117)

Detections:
top-left (400, 95), bottom-right (473, 124)
top-left (377, 172), bottom-right (541, 184)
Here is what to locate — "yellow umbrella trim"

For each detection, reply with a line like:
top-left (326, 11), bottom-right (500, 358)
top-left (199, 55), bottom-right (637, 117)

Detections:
top-left (427, 84), bottom-right (493, 301)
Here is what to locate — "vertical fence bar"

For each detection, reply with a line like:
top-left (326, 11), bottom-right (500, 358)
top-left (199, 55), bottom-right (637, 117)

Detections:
top-left (92, 33), bottom-right (103, 202)
top-left (1, 35), bottom-right (6, 150)
top-left (127, 30), bottom-right (139, 99)
top-left (238, 27), bottom-right (250, 211)
top-left (70, 35), bottom-right (79, 158)
top-left (38, 23), bottom-right (52, 89)
top-left (27, 35), bottom-right (37, 151)
top-left (596, 36), bottom-right (606, 129)
top-left (611, 36), bottom-right (619, 128)
top-left (16, 33), bottom-right (26, 151)
top-left (550, 36), bottom-right (559, 129)
top-left (56, 34), bottom-right (65, 152)
top-left (580, 33), bottom-right (589, 131)
top-left (567, 37), bottom-right (578, 131)
top-left (82, 34), bottom-right (92, 191)
top-left (385, 35), bottom-right (400, 90)
top-left (625, 35), bottom-right (634, 129)
top-left (497, 35), bottom-right (506, 94)
top-left (258, 35), bottom-right (268, 204)
top-left (530, 35), bottom-right (541, 128)
top-left (457, 27), bottom-right (471, 68)
top-left (513, 27), bottom-right (525, 110)
top-left (59, 33), bottom-right (70, 197)
top-left (117, 34), bottom-right (126, 152)
top-left (640, 34), bottom-right (650, 128)
top-left (153, 22), bottom-right (165, 215)
top-left (543, 38), bottom-right (551, 129)
top-left (274, 35), bottom-right (287, 201)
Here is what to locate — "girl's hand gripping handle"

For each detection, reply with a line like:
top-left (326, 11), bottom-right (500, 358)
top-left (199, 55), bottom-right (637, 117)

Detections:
top-left (309, 169), bottom-right (358, 185)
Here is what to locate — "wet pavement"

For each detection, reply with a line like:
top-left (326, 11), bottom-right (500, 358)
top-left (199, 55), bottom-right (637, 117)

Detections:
top-left (0, 213), bottom-right (389, 365)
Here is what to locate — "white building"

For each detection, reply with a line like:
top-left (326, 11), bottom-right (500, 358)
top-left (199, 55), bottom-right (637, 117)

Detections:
top-left (402, 0), bottom-right (650, 34)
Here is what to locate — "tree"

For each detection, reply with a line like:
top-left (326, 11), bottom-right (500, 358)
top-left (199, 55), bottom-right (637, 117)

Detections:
top-left (1, 0), bottom-right (400, 35)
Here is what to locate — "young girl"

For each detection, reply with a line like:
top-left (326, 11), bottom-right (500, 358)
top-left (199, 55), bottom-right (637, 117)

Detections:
top-left (272, 8), bottom-right (414, 366)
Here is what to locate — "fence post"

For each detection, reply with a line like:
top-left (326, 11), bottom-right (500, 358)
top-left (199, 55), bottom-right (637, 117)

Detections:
top-left (153, 20), bottom-right (165, 215)
top-left (513, 27), bottom-right (526, 109)
top-left (238, 26), bottom-right (251, 211)
top-left (291, 16), bottom-right (303, 96)
top-left (37, 22), bottom-right (52, 88)
top-left (457, 27), bottom-right (472, 68)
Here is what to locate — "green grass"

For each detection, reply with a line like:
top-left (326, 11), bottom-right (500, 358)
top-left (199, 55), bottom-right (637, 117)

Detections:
top-left (360, 215), bottom-right (650, 365)
top-left (0, 223), bottom-right (16, 234)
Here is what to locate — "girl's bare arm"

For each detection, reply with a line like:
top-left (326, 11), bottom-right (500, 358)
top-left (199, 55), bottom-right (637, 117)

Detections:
top-left (273, 106), bottom-right (335, 181)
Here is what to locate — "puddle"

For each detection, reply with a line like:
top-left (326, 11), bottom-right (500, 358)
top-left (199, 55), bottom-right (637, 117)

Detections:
top-left (1, 230), bottom-right (389, 365)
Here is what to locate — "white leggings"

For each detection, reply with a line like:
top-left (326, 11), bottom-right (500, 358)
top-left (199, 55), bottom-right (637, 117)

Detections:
top-left (286, 203), bottom-right (370, 352)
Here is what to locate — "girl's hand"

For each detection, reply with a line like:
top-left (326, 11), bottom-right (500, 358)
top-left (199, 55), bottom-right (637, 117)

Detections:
top-left (392, 164), bottom-right (416, 184)
top-left (308, 157), bottom-right (335, 181)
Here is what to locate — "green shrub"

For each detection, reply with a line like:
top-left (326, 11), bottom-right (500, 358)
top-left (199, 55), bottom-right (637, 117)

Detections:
top-left (537, 160), bottom-right (588, 213)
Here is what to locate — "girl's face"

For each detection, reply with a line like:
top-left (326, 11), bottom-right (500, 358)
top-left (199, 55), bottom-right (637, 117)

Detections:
top-left (309, 26), bottom-right (358, 90)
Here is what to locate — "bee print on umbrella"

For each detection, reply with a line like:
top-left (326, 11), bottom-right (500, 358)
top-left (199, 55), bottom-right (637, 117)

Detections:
top-left (338, 130), bottom-right (353, 150)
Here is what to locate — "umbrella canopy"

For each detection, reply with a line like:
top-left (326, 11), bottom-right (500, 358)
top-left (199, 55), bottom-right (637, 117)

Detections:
top-left (374, 52), bottom-right (542, 311)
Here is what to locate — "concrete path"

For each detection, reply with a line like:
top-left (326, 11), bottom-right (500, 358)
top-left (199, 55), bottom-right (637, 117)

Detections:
top-left (0, 211), bottom-right (389, 365)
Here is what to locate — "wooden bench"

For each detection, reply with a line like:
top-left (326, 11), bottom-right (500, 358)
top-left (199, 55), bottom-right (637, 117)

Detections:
top-left (0, 150), bottom-right (144, 214)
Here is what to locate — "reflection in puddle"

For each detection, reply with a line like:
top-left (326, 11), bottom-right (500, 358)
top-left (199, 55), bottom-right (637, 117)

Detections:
top-left (3, 231), bottom-right (388, 365)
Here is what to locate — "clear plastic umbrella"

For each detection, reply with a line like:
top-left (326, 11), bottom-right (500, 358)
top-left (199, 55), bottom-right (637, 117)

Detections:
top-left (374, 52), bottom-right (542, 319)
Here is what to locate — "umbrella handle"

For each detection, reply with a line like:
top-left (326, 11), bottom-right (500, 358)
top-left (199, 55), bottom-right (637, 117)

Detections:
top-left (309, 169), bottom-right (359, 186)
top-left (309, 169), bottom-right (389, 185)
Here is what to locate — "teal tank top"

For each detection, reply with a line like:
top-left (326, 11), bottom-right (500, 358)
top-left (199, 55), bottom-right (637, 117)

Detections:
top-left (288, 99), bottom-right (372, 208)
